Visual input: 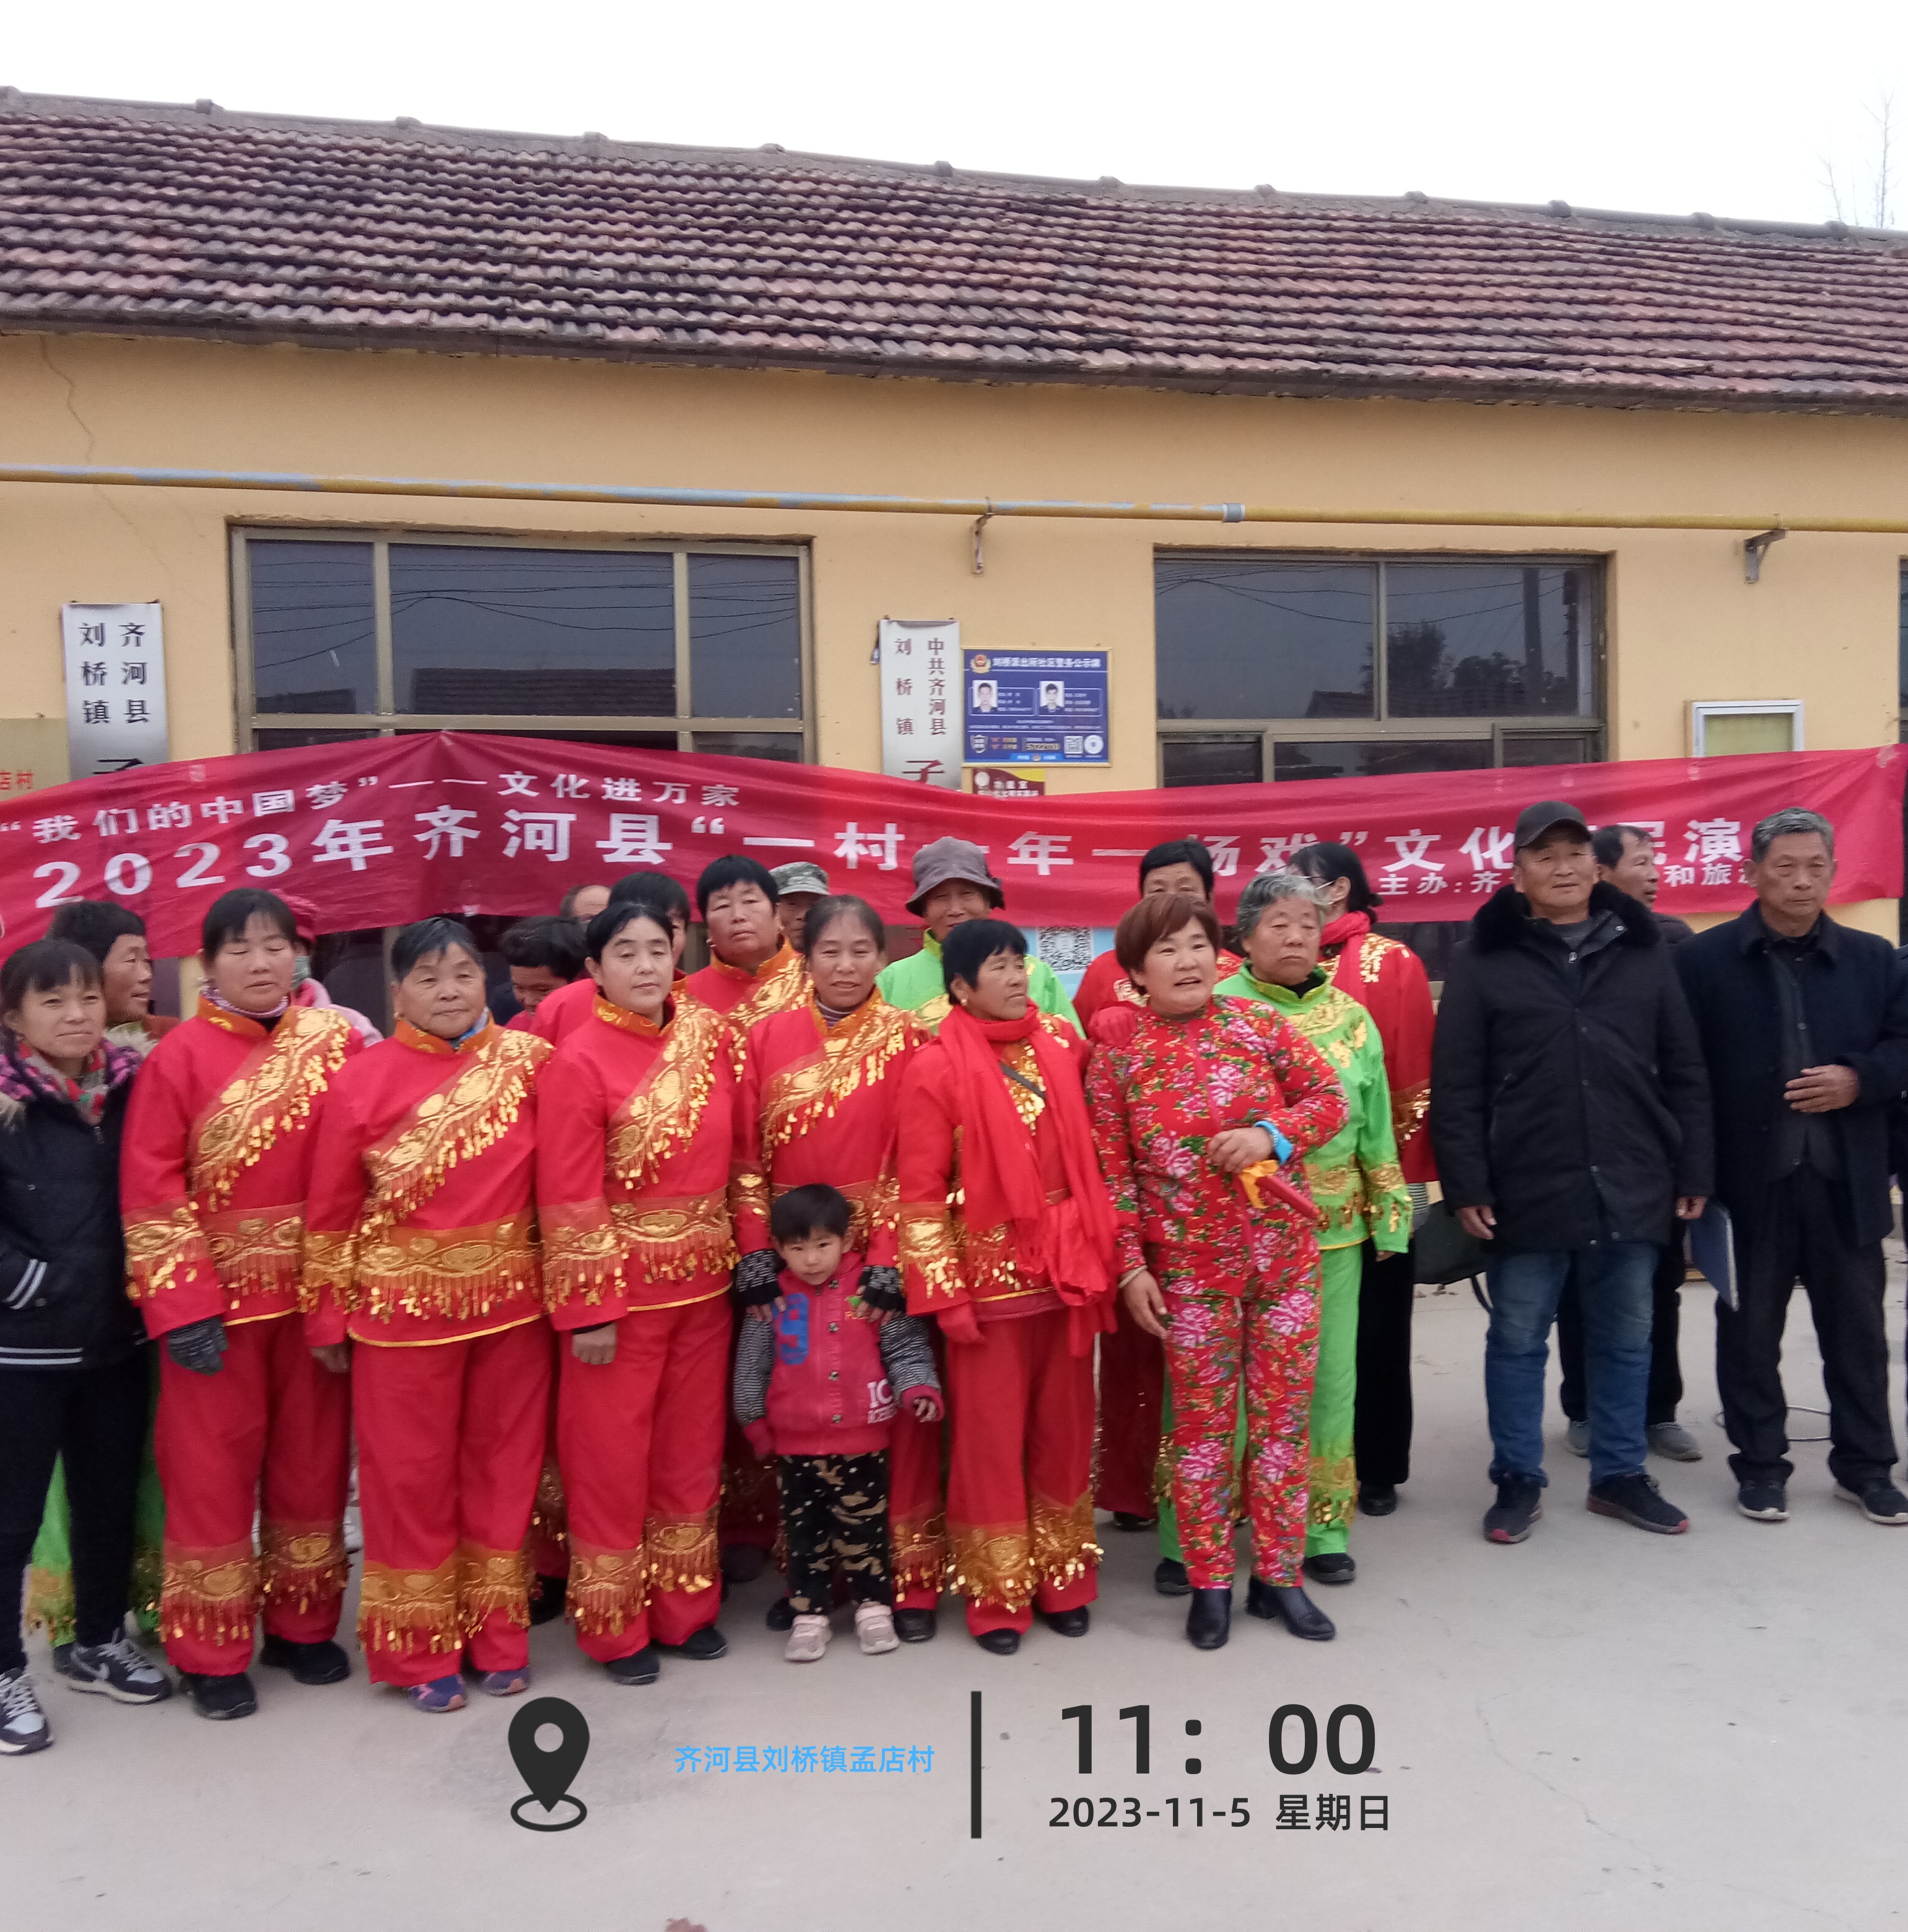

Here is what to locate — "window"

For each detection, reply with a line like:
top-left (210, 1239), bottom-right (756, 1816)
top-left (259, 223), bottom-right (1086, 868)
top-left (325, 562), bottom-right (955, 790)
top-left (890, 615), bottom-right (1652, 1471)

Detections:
top-left (1155, 554), bottom-right (1601, 785)
top-left (1689, 700), bottom-right (1803, 757)
top-left (236, 533), bottom-right (811, 757)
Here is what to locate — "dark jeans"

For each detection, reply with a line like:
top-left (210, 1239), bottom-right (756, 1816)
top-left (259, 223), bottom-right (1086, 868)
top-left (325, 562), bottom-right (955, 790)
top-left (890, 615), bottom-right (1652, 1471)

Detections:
top-left (0, 1353), bottom-right (149, 1672)
top-left (1557, 1242), bottom-right (1687, 1425)
top-left (1353, 1243), bottom-right (1414, 1487)
top-left (1717, 1167), bottom-right (1896, 1489)
top-left (776, 1451), bottom-right (892, 1615)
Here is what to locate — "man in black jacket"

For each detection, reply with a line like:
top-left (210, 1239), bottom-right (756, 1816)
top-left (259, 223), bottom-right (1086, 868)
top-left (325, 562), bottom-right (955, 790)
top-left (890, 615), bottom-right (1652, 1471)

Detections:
top-left (1675, 807), bottom-right (1908, 1526)
top-left (1432, 801), bottom-right (1712, 1545)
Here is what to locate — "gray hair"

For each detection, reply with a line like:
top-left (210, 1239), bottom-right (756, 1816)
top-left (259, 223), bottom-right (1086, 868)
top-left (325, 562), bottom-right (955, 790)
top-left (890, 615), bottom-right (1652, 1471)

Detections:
top-left (1750, 807), bottom-right (1836, 864)
top-left (1235, 869), bottom-right (1330, 939)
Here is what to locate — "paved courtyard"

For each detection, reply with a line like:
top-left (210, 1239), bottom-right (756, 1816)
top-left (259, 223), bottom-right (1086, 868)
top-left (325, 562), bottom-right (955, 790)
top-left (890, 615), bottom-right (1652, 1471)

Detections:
top-left (8, 1269), bottom-right (1904, 1932)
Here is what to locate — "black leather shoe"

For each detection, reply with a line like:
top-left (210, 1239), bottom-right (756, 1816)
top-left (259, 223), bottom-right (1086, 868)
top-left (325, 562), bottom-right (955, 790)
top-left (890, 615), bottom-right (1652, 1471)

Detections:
top-left (1185, 1588), bottom-right (1232, 1650)
top-left (765, 1596), bottom-right (796, 1631)
top-left (259, 1635), bottom-right (349, 1684)
top-left (894, 1608), bottom-right (937, 1643)
top-left (975, 1629), bottom-right (1020, 1655)
top-left (1247, 1578), bottom-right (1336, 1640)
top-left (1110, 1511), bottom-right (1157, 1531)
top-left (604, 1647), bottom-right (660, 1686)
top-left (528, 1576), bottom-right (568, 1625)
top-left (181, 1669), bottom-right (258, 1719)
top-left (1153, 1557), bottom-right (1190, 1597)
top-left (1304, 1553), bottom-right (1356, 1586)
top-left (1042, 1606), bottom-right (1090, 1637)
top-left (657, 1626), bottom-right (728, 1661)
top-left (1359, 1482), bottom-right (1398, 1516)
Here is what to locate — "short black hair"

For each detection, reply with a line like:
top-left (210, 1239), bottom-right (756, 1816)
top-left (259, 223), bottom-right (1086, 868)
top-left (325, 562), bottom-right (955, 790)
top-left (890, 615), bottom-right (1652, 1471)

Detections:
top-left (1140, 839), bottom-right (1215, 897)
top-left (609, 871), bottom-right (692, 926)
top-left (201, 889), bottom-right (297, 958)
top-left (696, 855), bottom-right (778, 915)
top-left (586, 900), bottom-right (676, 962)
top-left (48, 900), bottom-right (146, 964)
top-left (803, 894), bottom-right (885, 955)
top-left (1592, 824), bottom-right (1651, 871)
top-left (559, 881), bottom-right (611, 920)
top-left (500, 915), bottom-right (588, 981)
top-left (941, 917), bottom-right (1028, 995)
top-left (2, 938), bottom-right (103, 1018)
top-left (1291, 842), bottom-right (1381, 916)
top-left (770, 1183), bottom-right (853, 1244)
top-left (391, 916), bottom-right (484, 981)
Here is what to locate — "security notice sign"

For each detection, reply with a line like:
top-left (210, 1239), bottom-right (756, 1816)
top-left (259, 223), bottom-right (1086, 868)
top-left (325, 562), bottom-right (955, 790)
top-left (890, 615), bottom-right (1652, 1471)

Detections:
top-left (878, 617), bottom-right (961, 788)
top-left (964, 650), bottom-right (1109, 765)
top-left (61, 602), bottom-right (168, 777)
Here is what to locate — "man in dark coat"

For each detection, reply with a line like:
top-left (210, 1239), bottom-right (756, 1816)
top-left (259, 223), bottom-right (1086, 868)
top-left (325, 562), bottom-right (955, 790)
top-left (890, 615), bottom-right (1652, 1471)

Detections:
top-left (1675, 807), bottom-right (1908, 1526)
top-left (1432, 801), bottom-right (1712, 1546)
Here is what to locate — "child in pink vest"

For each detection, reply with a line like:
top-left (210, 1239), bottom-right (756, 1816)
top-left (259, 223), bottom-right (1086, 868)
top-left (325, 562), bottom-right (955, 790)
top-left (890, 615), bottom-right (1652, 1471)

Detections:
top-left (733, 1185), bottom-right (941, 1661)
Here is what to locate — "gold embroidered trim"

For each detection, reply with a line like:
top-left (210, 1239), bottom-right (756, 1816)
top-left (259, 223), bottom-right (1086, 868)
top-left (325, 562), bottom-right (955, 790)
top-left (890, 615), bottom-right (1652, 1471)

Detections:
top-left (541, 1200), bottom-right (624, 1305)
top-left (358, 1554), bottom-right (461, 1653)
top-left (123, 1201), bottom-right (207, 1301)
top-left (1392, 1079), bottom-right (1431, 1141)
top-left (351, 1214), bottom-right (542, 1323)
top-left (259, 1520), bottom-right (349, 1614)
top-left (610, 1191), bottom-right (736, 1283)
top-left (301, 1227), bottom-right (358, 1311)
top-left (460, 1543), bottom-right (533, 1631)
top-left (949, 1521), bottom-right (1036, 1612)
top-left (1030, 1491), bottom-right (1103, 1587)
top-left (607, 1001), bottom-right (728, 1189)
top-left (202, 1204), bottom-right (305, 1303)
top-left (760, 996), bottom-right (919, 1156)
top-left (568, 1541), bottom-right (650, 1634)
top-left (899, 1205), bottom-right (965, 1303)
top-left (160, 1538), bottom-right (258, 1644)
top-left (645, 1512), bottom-right (719, 1596)
top-left (889, 1508), bottom-right (951, 1597)
top-left (1309, 1453), bottom-right (1359, 1530)
top-left (725, 948), bottom-right (812, 1066)
top-left (190, 1006), bottom-right (352, 1211)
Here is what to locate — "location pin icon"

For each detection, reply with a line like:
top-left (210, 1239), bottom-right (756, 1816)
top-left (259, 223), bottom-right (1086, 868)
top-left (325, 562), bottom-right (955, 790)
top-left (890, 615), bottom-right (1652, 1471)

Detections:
top-left (508, 1697), bottom-right (590, 1832)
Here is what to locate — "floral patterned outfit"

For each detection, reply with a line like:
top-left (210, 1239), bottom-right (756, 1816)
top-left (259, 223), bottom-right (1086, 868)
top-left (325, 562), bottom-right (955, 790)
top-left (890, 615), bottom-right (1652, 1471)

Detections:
top-left (1085, 997), bottom-right (1346, 1590)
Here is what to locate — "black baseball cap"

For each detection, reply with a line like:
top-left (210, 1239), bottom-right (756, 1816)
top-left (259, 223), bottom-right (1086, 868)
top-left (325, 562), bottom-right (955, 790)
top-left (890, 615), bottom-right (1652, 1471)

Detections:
top-left (1513, 800), bottom-right (1591, 849)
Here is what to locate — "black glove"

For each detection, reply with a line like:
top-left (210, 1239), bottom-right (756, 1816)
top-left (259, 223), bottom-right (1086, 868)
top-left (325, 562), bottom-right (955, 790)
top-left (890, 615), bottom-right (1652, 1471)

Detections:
top-left (856, 1265), bottom-right (905, 1312)
top-left (731, 1248), bottom-right (783, 1307)
top-left (167, 1314), bottom-right (229, 1375)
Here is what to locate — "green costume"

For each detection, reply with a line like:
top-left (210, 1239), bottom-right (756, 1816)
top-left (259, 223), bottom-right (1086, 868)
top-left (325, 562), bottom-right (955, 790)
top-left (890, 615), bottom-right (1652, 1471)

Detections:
top-left (876, 932), bottom-right (1081, 1033)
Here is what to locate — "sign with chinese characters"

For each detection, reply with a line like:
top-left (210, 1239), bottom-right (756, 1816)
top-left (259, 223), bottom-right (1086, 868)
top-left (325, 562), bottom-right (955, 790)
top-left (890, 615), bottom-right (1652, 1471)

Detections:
top-left (0, 736), bottom-right (1894, 955)
top-left (964, 650), bottom-right (1108, 765)
top-left (878, 618), bottom-right (959, 788)
top-left (969, 767), bottom-right (1047, 800)
top-left (61, 603), bottom-right (168, 777)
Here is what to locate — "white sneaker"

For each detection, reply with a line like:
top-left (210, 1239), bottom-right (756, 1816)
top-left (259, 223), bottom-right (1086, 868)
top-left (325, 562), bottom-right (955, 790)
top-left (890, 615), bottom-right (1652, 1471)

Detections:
top-left (785, 1614), bottom-right (831, 1663)
top-left (0, 1668), bottom-right (51, 1754)
top-left (1564, 1419), bottom-right (1590, 1458)
top-left (342, 1504), bottom-right (364, 1556)
top-left (855, 1603), bottom-right (899, 1655)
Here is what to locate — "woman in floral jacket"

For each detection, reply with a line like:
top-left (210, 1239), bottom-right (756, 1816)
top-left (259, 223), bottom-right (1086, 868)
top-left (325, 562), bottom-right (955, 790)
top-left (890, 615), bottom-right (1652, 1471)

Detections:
top-left (1085, 894), bottom-right (1348, 1651)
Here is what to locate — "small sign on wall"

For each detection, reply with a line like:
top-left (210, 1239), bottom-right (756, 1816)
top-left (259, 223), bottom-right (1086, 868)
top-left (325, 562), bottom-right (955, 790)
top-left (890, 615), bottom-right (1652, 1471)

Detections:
top-left (61, 602), bottom-right (169, 777)
top-left (967, 766), bottom-right (1047, 800)
top-left (877, 617), bottom-right (960, 788)
top-left (964, 649), bottom-right (1109, 765)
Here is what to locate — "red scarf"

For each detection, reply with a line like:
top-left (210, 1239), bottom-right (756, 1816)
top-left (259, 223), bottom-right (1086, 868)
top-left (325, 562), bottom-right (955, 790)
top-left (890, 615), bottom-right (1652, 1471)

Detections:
top-left (1320, 908), bottom-right (1371, 955)
top-left (938, 1003), bottom-right (1114, 1300)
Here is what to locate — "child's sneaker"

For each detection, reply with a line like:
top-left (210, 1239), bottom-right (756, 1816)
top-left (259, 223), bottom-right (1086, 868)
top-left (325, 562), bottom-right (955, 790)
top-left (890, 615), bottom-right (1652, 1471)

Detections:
top-left (855, 1603), bottom-right (899, 1655)
top-left (785, 1613), bottom-right (831, 1663)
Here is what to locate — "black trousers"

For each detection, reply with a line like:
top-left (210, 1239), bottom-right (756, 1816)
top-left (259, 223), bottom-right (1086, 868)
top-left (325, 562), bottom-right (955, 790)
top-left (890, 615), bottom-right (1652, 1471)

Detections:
top-left (1557, 1243), bottom-right (1687, 1426)
top-left (1717, 1167), bottom-right (1896, 1489)
top-left (1353, 1243), bottom-right (1414, 1488)
top-left (0, 1353), bottom-right (149, 1672)
top-left (776, 1451), bottom-right (892, 1614)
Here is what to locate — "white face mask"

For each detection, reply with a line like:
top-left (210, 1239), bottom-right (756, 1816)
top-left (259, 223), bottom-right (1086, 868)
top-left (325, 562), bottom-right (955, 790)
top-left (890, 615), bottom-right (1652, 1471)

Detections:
top-left (290, 955), bottom-right (312, 990)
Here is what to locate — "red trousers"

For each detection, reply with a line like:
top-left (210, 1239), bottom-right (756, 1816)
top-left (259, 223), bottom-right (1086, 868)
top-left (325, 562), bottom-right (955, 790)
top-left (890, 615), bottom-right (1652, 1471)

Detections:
top-left (944, 1306), bottom-right (1099, 1636)
top-left (352, 1319), bottom-right (551, 1687)
top-left (154, 1313), bottom-right (352, 1676)
top-left (887, 1398), bottom-right (949, 1611)
top-left (1094, 1295), bottom-right (1164, 1518)
top-left (525, 1331), bottom-right (568, 1586)
top-left (558, 1292), bottom-right (729, 1661)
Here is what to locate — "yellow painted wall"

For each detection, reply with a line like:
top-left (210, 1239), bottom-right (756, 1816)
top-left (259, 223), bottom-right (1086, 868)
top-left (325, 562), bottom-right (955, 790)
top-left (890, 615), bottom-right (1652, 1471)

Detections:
top-left (1, 328), bottom-right (1902, 931)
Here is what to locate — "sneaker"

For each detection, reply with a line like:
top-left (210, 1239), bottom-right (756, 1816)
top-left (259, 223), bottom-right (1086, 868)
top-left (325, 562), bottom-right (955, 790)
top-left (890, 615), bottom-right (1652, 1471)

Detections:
top-left (181, 1670), bottom-right (258, 1720)
top-left (1834, 1480), bottom-right (1908, 1525)
top-left (475, 1666), bottom-right (532, 1697)
top-left (1736, 1480), bottom-right (1788, 1522)
top-left (786, 1614), bottom-right (832, 1663)
top-left (1647, 1420), bottom-right (1704, 1462)
top-left (259, 1635), bottom-right (350, 1685)
top-left (1587, 1472), bottom-right (1689, 1534)
top-left (855, 1604), bottom-right (899, 1655)
top-left (0, 1668), bottom-right (51, 1754)
top-left (58, 1637), bottom-right (172, 1705)
top-left (604, 1647), bottom-right (660, 1686)
top-left (1302, 1553), bottom-right (1356, 1586)
top-left (1564, 1418), bottom-right (1590, 1458)
top-left (1483, 1476), bottom-right (1544, 1544)
top-left (406, 1674), bottom-right (466, 1713)
top-left (658, 1625), bottom-right (727, 1661)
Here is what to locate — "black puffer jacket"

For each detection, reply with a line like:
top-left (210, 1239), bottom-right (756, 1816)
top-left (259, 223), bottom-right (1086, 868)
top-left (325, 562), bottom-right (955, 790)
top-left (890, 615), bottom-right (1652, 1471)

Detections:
top-left (0, 1042), bottom-right (142, 1370)
top-left (1431, 882), bottom-right (1714, 1251)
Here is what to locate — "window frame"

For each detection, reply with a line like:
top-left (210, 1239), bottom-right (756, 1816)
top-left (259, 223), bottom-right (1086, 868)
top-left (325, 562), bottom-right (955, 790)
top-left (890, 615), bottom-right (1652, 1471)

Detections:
top-left (231, 526), bottom-right (815, 759)
top-left (1153, 547), bottom-right (1606, 784)
top-left (1688, 699), bottom-right (1803, 757)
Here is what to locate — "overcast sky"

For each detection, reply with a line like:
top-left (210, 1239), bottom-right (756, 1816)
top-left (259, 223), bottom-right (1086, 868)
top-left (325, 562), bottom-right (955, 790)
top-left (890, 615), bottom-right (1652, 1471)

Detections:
top-left (9, 0), bottom-right (1908, 228)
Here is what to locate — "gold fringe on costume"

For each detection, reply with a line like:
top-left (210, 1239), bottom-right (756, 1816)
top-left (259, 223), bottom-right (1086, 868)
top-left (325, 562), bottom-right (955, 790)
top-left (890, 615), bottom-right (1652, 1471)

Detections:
top-left (23, 1565), bottom-right (73, 1640)
top-left (610, 1191), bottom-right (735, 1284)
top-left (190, 1005), bottom-right (352, 1211)
top-left (202, 1205), bottom-right (306, 1303)
top-left (160, 1538), bottom-right (259, 1645)
top-left (351, 1215), bottom-right (542, 1323)
top-left (1391, 1079), bottom-right (1431, 1146)
top-left (1308, 1454), bottom-right (1360, 1530)
top-left (568, 1541), bottom-right (650, 1634)
top-left (459, 1543), bottom-right (533, 1632)
top-left (357, 1555), bottom-right (461, 1655)
top-left (644, 1513), bottom-right (718, 1596)
top-left (530, 1460), bottom-right (569, 1557)
top-left (123, 1201), bottom-right (208, 1302)
top-left (604, 1001), bottom-right (728, 1191)
top-left (760, 998), bottom-right (920, 1157)
top-left (1030, 1491), bottom-right (1103, 1588)
top-left (889, 1508), bottom-right (951, 1598)
top-left (899, 1206), bottom-right (965, 1303)
top-left (540, 1201), bottom-right (625, 1306)
top-left (949, 1522), bottom-right (1037, 1612)
top-left (259, 1520), bottom-right (349, 1615)
top-left (300, 1227), bottom-right (358, 1312)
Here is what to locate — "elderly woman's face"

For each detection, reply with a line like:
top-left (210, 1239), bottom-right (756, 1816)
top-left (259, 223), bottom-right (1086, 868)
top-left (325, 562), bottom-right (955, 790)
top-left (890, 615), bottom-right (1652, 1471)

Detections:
top-left (1133, 917), bottom-right (1219, 1016)
top-left (1245, 898), bottom-right (1324, 988)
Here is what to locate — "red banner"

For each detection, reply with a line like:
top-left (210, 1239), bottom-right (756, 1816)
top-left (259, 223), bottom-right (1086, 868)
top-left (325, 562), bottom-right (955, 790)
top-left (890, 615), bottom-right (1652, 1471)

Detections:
top-left (0, 734), bottom-right (1899, 955)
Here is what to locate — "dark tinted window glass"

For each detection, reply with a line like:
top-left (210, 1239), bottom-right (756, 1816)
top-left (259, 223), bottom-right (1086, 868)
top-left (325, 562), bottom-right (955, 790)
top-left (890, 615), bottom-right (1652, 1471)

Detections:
top-left (254, 728), bottom-right (379, 749)
top-left (693, 731), bottom-right (803, 763)
top-left (1501, 733), bottom-right (1593, 767)
top-left (689, 557), bottom-right (802, 720)
top-left (1156, 560), bottom-right (1374, 721)
top-left (1273, 740), bottom-right (1491, 783)
top-left (1386, 564), bottom-right (1590, 718)
top-left (1162, 738), bottom-right (1262, 788)
top-left (390, 546), bottom-right (675, 716)
top-left (250, 542), bottom-right (377, 714)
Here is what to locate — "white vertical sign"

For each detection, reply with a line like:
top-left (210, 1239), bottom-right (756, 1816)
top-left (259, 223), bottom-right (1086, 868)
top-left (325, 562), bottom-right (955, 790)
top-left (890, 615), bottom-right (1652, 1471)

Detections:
top-left (878, 617), bottom-right (960, 788)
top-left (63, 602), bottom-right (169, 777)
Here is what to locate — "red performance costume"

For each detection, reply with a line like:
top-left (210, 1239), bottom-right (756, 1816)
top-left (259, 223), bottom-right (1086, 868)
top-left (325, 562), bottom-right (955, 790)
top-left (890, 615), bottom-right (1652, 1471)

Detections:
top-left (684, 938), bottom-right (808, 1029)
top-left (303, 1018), bottom-right (552, 1687)
top-left (731, 992), bottom-right (946, 1604)
top-left (897, 1005), bottom-right (1116, 1637)
top-left (120, 999), bottom-right (360, 1676)
top-left (1317, 910), bottom-right (1434, 1183)
top-left (537, 995), bottom-right (738, 1663)
top-left (528, 967), bottom-right (691, 1047)
top-left (1085, 998), bottom-right (1346, 1590)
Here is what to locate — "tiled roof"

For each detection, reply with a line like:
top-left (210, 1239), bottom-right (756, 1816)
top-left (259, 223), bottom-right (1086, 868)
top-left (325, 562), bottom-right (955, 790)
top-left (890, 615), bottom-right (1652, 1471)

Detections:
top-left (7, 90), bottom-right (1908, 412)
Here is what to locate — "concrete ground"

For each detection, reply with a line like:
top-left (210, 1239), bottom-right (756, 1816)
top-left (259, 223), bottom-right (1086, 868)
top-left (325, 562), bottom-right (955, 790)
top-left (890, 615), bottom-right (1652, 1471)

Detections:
top-left (8, 1269), bottom-right (1906, 1932)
